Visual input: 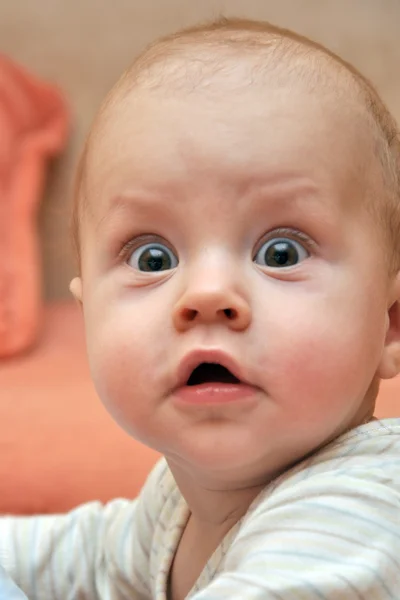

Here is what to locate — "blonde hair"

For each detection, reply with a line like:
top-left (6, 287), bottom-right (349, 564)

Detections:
top-left (72, 17), bottom-right (400, 272)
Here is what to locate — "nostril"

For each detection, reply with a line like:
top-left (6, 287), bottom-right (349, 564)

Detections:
top-left (223, 308), bottom-right (237, 319)
top-left (181, 308), bottom-right (197, 322)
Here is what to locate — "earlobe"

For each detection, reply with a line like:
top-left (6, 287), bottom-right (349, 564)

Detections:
top-left (377, 272), bottom-right (400, 380)
top-left (69, 277), bottom-right (83, 305)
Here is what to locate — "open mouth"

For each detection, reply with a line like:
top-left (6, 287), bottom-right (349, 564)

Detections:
top-left (186, 363), bottom-right (241, 386)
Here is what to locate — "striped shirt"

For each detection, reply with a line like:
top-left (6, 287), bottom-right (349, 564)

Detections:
top-left (0, 417), bottom-right (399, 599)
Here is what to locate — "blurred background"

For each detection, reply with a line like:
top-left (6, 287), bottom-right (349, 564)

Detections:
top-left (1, 0), bottom-right (399, 300)
top-left (0, 0), bottom-right (399, 516)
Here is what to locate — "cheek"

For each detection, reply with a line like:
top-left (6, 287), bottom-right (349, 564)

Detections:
top-left (257, 290), bottom-right (386, 418)
top-left (83, 297), bottom-right (171, 437)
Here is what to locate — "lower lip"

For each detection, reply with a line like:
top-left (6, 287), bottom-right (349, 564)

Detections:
top-left (174, 383), bottom-right (256, 404)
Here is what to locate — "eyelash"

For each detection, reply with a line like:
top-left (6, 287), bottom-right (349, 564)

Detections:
top-left (117, 228), bottom-right (317, 263)
top-left (253, 227), bottom-right (316, 258)
top-left (118, 234), bottom-right (170, 261)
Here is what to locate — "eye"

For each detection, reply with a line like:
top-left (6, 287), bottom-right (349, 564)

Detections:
top-left (127, 243), bottom-right (178, 272)
top-left (254, 237), bottom-right (309, 268)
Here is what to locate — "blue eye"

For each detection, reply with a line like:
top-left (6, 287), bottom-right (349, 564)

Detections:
top-left (254, 237), bottom-right (309, 268)
top-left (128, 243), bottom-right (178, 272)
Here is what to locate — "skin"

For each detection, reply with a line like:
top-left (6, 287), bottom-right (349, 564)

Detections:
top-left (70, 65), bottom-right (400, 583)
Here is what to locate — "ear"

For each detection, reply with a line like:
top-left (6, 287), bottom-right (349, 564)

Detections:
top-left (69, 277), bottom-right (83, 305)
top-left (378, 272), bottom-right (400, 380)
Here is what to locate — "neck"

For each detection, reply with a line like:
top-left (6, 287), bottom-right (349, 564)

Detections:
top-left (167, 459), bottom-right (265, 534)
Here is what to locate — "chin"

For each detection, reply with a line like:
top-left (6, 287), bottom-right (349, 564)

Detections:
top-left (166, 440), bottom-right (278, 486)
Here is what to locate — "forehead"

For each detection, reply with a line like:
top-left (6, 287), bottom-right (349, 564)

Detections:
top-left (84, 66), bottom-right (374, 222)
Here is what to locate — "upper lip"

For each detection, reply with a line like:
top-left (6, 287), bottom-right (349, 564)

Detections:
top-left (175, 349), bottom-right (251, 389)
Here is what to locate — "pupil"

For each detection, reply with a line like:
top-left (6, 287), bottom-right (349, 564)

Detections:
top-left (139, 248), bottom-right (171, 271)
top-left (266, 241), bottom-right (298, 267)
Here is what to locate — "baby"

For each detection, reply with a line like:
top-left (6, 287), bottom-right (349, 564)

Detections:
top-left (1, 17), bottom-right (400, 600)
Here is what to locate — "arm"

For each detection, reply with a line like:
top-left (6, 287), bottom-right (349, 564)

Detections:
top-left (0, 458), bottom-right (167, 600)
top-left (192, 470), bottom-right (400, 599)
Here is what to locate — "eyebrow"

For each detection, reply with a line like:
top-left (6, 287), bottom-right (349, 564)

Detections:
top-left (97, 174), bottom-right (331, 232)
top-left (108, 192), bottom-right (167, 214)
top-left (95, 190), bottom-right (171, 232)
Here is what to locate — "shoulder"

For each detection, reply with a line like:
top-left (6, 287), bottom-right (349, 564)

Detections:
top-left (100, 457), bottom-right (177, 524)
top-left (279, 417), bottom-right (400, 490)
top-left (203, 421), bottom-right (400, 599)
top-left (57, 458), bottom-right (178, 549)
top-left (97, 458), bottom-right (180, 595)
top-left (234, 419), bottom-right (400, 547)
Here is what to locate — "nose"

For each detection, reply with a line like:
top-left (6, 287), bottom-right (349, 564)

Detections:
top-left (172, 272), bottom-right (252, 333)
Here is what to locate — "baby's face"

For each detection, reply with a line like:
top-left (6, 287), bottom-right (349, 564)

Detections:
top-left (77, 77), bottom-right (392, 487)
